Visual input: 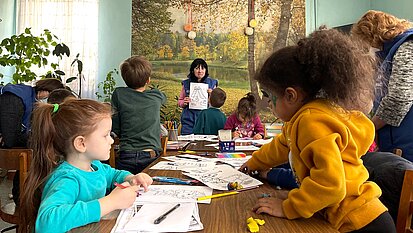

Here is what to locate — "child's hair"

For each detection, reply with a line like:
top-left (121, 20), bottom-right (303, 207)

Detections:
top-left (256, 28), bottom-right (375, 113)
top-left (188, 58), bottom-right (209, 82)
top-left (47, 88), bottom-right (76, 104)
top-left (351, 10), bottom-right (412, 48)
top-left (34, 78), bottom-right (64, 93)
top-left (237, 92), bottom-right (257, 121)
top-left (19, 99), bottom-right (112, 232)
top-left (120, 56), bottom-right (152, 89)
top-left (210, 87), bottom-right (226, 108)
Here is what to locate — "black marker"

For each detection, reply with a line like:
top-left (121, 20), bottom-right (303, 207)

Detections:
top-left (153, 203), bottom-right (181, 224)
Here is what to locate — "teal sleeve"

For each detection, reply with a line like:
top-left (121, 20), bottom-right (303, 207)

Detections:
top-left (35, 177), bottom-right (101, 233)
top-left (111, 89), bottom-right (120, 135)
top-left (193, 111), bottom-right (205, 134)
top-left (96, 161), bottom-right (132, 190)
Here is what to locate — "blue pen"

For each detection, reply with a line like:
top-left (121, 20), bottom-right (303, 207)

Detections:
top-left (152, 176), bottom-right (197, 185)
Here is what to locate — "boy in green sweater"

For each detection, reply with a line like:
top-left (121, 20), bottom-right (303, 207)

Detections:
top-left (111, 56), bottom-right (166, 174)
top-left (193, 87), bottom-right (227, 135)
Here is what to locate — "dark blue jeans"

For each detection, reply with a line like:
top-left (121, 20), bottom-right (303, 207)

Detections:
top-left (266, 163), bottom-right (298, 189)
top-left (116, 151), bottom-right (160, 174)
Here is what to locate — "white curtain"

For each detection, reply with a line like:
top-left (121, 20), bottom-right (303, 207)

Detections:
top-left (17, 0), bottom-right (99, 99)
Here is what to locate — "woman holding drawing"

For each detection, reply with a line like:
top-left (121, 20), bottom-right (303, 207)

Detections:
top-left (178, 58), bottom-right (218, 135)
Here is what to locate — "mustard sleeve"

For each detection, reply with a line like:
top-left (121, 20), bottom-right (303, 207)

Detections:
top-left (247, 129), bottom-right (289, 171)
top-left (283, 113), bottom-right (347, 219)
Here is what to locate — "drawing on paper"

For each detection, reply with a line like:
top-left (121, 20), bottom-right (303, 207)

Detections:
top-left (184, 165), bottom-right (262, 190)
top-left (189, 83), bottom-right (208, 110)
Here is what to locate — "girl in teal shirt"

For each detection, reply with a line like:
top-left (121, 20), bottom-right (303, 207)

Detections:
top-left (20, 99), bottom-right (153, 233)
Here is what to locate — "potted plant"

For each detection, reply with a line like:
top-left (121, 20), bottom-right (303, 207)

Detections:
top-left (0, 28), bottom-right (70, 83)
top-left (96, 68), bottom-right (118, 102)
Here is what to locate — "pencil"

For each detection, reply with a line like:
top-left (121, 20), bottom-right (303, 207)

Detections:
top-left (197, 191), bottom-right (239, 201)
top-left (114, 182), bottom-right (127, 189)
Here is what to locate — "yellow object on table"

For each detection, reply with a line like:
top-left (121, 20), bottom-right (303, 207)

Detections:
top-left (197, 191), bottom-right (238, 201)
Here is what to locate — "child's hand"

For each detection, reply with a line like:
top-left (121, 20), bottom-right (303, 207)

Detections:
top-left (232, 131), bottom-right (241, 138)
top-left (253, 134), bottom-right (262, 140)
top-left (239, 161), bottom-right (256, 175)
top-left (252, 197), bottom-right (286, 217)
top-left (183, 97), bottom-right (191, 105)
top-left (258, 169), bottom-right (270, 179)
top-left (107, 182), bottom-right (139, 210)
top-left (128, 173), bottom-right (153, 192)
top-left (207, 88), bottom-right (213, 94)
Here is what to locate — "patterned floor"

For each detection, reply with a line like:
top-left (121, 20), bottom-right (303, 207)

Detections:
top-left (0, 172), bottom-right (17, 232)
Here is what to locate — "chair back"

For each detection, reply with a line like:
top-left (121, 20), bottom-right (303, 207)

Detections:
top-left (397, 169), bottom-right (413, 233)
top-left (161, 136), bottom-right (168, 156)
top-left (108, 137), bottom-right (120, 168)
top-left (0, 148), bottom-right (32, 226)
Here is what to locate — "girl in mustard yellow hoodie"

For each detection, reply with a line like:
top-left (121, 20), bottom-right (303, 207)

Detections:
top-left (240, 28), bottom-right (396, 233)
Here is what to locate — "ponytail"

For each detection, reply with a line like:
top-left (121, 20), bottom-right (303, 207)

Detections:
top-left (20, 103), bottom-right (59, 232)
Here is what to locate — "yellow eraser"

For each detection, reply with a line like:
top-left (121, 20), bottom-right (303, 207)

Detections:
top-left (254, 218), bottom-right (265, 226)
top-left (247, 217), bottom-right (259, 232)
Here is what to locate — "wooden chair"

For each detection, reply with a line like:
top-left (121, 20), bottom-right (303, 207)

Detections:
top-left (161, 136), bottom-right (168, 156)
top-left (108, 137), bottom-right (120, 168)
top-left (394, 148), bottom-right (403, 157)
top-left (397, 169), bottom-right (413, 233)
top-left (0, 148), bottom-right (32, 232)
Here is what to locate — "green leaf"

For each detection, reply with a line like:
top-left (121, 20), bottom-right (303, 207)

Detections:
top-left (55, 70), bottom-right (65, 75)
top-left (66, 76), bottom-right (77, 83)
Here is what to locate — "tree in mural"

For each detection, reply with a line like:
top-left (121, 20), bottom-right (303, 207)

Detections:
top-left (131, 0), bottom-right (174, 58)
top-left (132, 0), bottom-right (305, 109)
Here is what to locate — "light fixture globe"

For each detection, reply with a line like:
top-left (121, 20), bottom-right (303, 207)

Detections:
top-left (244, 27), bottom-right (254, 36)
top-left (187, 31), bottom-right (196, 39)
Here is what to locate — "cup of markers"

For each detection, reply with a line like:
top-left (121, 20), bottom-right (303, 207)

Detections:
top-left (165, 121), bottom-right (179, 141)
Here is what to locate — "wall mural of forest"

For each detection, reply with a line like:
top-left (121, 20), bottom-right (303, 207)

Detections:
top-left (131, 0), bottom-right (305, 121)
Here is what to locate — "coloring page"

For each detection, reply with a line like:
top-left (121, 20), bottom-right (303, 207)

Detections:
top-left (189, 83), bottom-right (208, 110)
top-left (184, 165), bottom-right (262, 190)
top-left (136, 185), bottom-right (213, 204)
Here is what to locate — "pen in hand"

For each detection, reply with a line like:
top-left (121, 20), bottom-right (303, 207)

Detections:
top-left (154, 203), bottom-right (181, 224)
top-left (114, 182), bottom-right (128, 189)
top-left (114, 182), bottom-right (140, 197)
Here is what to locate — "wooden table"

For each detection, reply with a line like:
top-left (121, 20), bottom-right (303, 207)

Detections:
top-left (71, 149), bottom-right (338, 233)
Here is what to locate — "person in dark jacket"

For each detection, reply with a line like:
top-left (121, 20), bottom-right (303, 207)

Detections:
top-left (362, 152), bottom-right (413, 223)
top-left (0, 78), bottom-right (64, 205)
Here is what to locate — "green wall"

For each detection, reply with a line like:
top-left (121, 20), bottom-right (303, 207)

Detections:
top-left (371, 0), bottom-right (413, 21)
top-left (97, 0), bottom-right (131, 88)
top-left (306, 0), bottom-right (371, 34)
top-left (0, 0), bottom-right (17, 83)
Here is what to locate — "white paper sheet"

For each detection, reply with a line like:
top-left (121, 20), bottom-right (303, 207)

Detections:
top-left (124, 203), bottom-right (195, 232)
top-left (184, 165), bottom-right (262, 190)
top-left (137, 185), bottom-right (213, 204)
top-left (112, 202), bottom-right (203, 233)
top-left (150, 160), bottom-right (215, 171)
top-left (178, 134), bottom-right (218, 141)
top-left (189, 83), bottom-right (208, 110)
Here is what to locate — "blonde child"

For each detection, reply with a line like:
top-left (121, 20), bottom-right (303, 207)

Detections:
top-left (224, 92), bottom-right (264, 140)
top-left (240, 29), bottom-right (395, 232)
top-left (20, 99), bottom-right (153, 233)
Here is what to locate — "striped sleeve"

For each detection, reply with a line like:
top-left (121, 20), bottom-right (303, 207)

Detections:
top-left (376, 40), bottom-right (413, 126)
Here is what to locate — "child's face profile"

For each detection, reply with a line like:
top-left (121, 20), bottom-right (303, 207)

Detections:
top-left (82, 116), bottom-right (114, 161)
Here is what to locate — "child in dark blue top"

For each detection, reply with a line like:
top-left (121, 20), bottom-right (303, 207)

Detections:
top-left (193, 87), bottom-right (227, 135)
